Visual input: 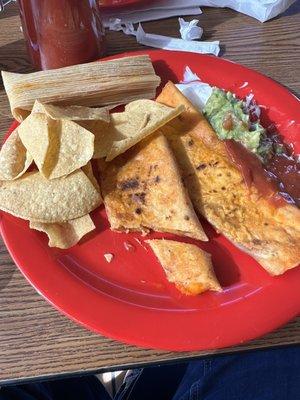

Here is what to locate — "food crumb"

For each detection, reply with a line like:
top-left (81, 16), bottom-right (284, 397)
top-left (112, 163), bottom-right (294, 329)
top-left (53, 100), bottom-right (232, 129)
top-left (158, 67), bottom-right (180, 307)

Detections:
top-left (239, 81), bottom-right (248, 89)
top-left (124, 241), bottom-right (135, 252)
top-left (104, 253), bottom-right (114, 263)
top-left (134, 237), bottom-right (148, 251)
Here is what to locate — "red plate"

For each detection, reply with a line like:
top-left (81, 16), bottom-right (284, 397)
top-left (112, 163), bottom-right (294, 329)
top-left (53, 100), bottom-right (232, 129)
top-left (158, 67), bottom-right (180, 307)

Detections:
top-left (1, 50), bottom-right (299, 351)
top-left (99, 0), bottom-right (147, 8)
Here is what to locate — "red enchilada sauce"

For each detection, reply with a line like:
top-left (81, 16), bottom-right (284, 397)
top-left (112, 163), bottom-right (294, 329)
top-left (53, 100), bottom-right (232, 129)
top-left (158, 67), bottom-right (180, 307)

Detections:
top-left (18, 0), bottom-right (105, 70)
top-left (225, 140), bottom-right (300, 207)
top-left (266, 153), bottom-right (300, 206)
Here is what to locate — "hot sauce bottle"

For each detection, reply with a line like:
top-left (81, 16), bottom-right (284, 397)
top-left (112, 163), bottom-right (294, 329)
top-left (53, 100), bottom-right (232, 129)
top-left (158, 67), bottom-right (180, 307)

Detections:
top-left (18, 0), bottom-right (106, 70)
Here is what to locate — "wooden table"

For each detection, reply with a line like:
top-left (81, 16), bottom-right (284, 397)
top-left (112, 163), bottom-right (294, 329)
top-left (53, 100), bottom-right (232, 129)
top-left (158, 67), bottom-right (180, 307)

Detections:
top-left (0, 2), bottom-right (299, 386)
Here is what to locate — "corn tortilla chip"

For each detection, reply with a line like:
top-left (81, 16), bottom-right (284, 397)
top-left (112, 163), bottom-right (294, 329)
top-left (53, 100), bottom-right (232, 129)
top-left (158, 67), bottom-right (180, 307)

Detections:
top-left (81, 161), bottom-right (100, 192)
top-left (78, 120), bottom-right (114, 159)
top-left (93, 99), bottom-right (184, 161)
top-left (32, 100), bottom-right (110, 123)
top-left (18, 113), bottom-right (49, 175)
top-left (0, 170), bottom-right (101, 222)
top-left (18, 113), bottom-right (94, 179)
top-left (30, 214), bottom-right (95, 249)
top-left (0, 128), bottom-right (32, 180)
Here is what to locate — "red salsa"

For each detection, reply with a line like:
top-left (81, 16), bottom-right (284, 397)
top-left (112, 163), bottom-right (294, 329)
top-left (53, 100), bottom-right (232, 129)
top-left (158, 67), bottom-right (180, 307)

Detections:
top-left (18, 0), bottom-right (106, 70)
top-left (266, 153), bottom-right (300, 207)
top-left (225, 139), bottom-right (300, 207)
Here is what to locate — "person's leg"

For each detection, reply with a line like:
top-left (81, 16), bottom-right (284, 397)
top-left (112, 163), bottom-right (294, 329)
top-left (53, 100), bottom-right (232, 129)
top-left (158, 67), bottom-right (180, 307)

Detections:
top-left (172, 346), bottom-right (300, 400)
top-left (0, 375), bottom-right (111, 400)
top-left (2, 346), bottom-right (298, 400)
top-left (115, 363), bottom-right (187, 400)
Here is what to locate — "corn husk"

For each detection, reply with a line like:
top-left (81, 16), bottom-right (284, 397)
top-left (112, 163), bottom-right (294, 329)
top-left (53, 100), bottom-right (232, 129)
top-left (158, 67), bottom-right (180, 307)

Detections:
top-left (1, 55), bottom-right (161, 122)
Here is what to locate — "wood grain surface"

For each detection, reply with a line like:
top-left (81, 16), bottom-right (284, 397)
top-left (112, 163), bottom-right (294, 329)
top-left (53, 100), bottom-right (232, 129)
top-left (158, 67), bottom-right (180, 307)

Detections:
top-left (0, 2), bottom-right (299, 385)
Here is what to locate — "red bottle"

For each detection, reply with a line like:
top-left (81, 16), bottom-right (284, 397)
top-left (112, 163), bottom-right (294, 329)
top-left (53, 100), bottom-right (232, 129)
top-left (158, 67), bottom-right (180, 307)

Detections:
top-left (18, 0), bottom-right (106, 70)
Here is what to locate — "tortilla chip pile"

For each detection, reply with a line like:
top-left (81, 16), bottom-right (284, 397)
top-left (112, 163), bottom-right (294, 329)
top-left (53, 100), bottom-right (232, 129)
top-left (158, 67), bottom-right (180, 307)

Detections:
top-left (0, 99), bottom-right (183, 248)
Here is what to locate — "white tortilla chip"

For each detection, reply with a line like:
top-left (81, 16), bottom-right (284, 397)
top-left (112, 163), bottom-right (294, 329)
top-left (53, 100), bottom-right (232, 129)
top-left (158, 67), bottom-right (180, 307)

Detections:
top-left (78, 120), bottom-right (115, 159)
top-left (18, 113), bottom-right (94, 179)
top-left (107, 100), bottom-right (184, 161)
top-left (30, 215), bottom-right (95, 249)
top-left (88, 99), bottom-right (184, 161)
top-left (81, 161), bottom-right (100, 192)
top-left (0, 128), bottom-right (32, 180)
top-left (32, 100), bottom-right (110, 123)
top-left (0, 170), bottom-right (101, 222)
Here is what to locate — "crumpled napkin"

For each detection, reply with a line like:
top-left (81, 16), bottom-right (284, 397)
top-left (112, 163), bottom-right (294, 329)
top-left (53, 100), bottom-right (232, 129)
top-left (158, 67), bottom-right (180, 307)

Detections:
top-left (199, 0), bottom-right (296, 22)
top-left (108, 20), bottom-right (220, 56)
top-left (136, 24), bottom-right (219, 56)
top-left (103, 0), bottom-right (295, 25)
top-left (102, 0), bottom-right (202, 26)
top-left (105, 0), bottom-right (295, 57)
top-left (178, 17), bottom-right (203, 40)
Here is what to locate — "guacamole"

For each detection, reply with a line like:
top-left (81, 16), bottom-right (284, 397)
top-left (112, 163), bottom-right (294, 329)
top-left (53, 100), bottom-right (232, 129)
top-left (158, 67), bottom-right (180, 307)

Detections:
top-left (203, 88), bottom-right (272, 162)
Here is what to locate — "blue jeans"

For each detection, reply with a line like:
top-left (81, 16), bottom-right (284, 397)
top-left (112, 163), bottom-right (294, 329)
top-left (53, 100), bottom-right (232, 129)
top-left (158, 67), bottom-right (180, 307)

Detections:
top-left (1, 346), bottom-right (299, 400)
